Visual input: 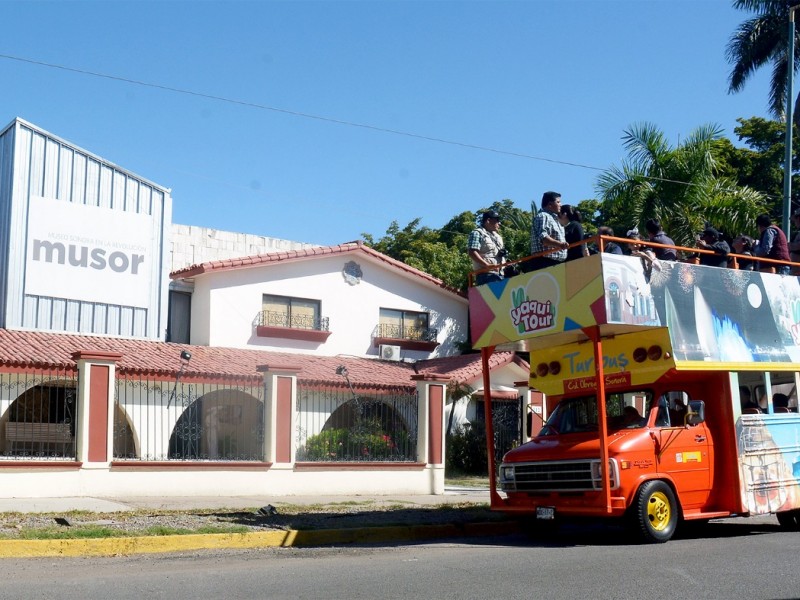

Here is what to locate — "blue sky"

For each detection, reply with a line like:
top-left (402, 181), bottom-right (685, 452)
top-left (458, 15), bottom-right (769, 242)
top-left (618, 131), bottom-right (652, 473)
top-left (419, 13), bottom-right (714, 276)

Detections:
top-left (0, 0), bottom-right (777, 246)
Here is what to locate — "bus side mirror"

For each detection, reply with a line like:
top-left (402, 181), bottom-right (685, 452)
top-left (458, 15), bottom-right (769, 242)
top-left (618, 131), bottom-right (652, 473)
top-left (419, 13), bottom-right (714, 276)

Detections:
top-left (687, 400), bottom-right (705, 425)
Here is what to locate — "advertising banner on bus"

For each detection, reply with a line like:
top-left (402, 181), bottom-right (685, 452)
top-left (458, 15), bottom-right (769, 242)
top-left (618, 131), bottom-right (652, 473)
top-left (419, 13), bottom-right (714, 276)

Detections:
top-left (469, 254), bottom-right (800, 370)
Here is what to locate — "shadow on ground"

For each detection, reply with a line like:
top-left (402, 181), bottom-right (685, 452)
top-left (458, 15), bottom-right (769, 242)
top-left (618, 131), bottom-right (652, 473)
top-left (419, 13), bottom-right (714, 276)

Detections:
top-left (206, 504), bottom-right (504, 532)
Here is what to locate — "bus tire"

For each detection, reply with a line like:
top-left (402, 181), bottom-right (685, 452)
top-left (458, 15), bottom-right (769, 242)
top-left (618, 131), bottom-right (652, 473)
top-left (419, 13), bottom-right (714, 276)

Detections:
top-left (630, 480), bottom-right (678, 543)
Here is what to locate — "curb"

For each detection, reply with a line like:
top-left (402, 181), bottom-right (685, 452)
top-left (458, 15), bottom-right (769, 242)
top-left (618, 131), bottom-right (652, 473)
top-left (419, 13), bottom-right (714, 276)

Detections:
top-left (0, 521), bottom-right (519, 558)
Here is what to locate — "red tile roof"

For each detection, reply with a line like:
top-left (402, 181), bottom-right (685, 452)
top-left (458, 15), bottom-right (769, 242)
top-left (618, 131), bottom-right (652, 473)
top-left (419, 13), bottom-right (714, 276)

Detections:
top-left (0, 329), bottom-right (526, 393)
top-left (170, 240), bottom-right (466, 298)
top-left (415, 351), bottom-right (529, 383)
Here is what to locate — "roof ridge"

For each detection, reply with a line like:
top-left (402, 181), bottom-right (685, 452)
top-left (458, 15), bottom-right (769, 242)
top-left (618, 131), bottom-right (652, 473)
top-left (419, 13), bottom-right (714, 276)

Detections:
top-left (0, 329), bottom-right (506, 388)
top-left (170, 239), bottom-right (465, 297)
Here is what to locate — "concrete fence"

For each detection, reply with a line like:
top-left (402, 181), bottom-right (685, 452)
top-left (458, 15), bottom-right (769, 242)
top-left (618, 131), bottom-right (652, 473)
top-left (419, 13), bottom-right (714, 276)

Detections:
top-left (0, 352), bottom-right (451, 499)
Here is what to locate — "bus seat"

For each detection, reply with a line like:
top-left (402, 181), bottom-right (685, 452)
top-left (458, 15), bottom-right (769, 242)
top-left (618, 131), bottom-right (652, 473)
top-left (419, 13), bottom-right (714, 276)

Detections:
top-left (743, 407), bottom-right (762, 414)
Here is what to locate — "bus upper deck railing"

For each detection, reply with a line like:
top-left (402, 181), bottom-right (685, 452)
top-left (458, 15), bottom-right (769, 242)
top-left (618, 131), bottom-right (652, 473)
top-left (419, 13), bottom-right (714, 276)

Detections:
top-left (469, 234), bottom-right (798, 286)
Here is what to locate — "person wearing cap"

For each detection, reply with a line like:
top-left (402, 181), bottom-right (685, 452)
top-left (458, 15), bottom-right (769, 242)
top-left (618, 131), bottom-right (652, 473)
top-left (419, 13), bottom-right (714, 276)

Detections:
top-left (696, 226), bottom-right (730, 268)
top-left (468, 210), bottom-right (506, 285)
top-left (523, 191), bottom-right (568, 272)
top-left (789, 209), bottom-right (800, 274)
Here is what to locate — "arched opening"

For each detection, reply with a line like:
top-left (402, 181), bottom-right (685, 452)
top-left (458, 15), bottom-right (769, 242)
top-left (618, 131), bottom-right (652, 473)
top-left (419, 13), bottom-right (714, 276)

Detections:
top-left (113, 404), bottom-right (138, 459)
top-left (324, 397), bottom-right (409, 433)
top-left (305, 397), bottom-right (413, 461)
top-left (168, 389), bottom-right (264, 460)
top-left (1, 380), bottom-right (77, 458)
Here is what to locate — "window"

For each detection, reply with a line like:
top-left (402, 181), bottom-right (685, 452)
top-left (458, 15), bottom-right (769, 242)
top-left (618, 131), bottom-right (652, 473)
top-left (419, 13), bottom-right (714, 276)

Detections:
top-left (539, 391), bottom-right (654, 436)
top-left (378, 309), bottom-right (430, 341)
top-left (167, 290), bottom-right (191, 343)
top-left (261, 295), bottom-right (323, 330)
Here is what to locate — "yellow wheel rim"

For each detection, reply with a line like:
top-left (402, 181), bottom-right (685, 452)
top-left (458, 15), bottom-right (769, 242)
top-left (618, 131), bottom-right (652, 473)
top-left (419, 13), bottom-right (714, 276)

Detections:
top-left (647, 491), bottom-right (671, 531)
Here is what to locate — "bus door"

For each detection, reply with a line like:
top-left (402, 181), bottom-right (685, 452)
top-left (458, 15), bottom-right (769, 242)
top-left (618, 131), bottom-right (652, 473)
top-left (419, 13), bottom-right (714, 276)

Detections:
top-left (653, 393), bottom-right (712, 508)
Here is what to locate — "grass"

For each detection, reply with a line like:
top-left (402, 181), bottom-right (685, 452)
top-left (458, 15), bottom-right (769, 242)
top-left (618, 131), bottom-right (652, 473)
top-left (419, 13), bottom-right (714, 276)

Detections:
top-left (445, 475), bottom-right (490, 488)
top-left (12, 523), bottom-right (251, 540)
top-left (0, 490), bottom-right (493, 541)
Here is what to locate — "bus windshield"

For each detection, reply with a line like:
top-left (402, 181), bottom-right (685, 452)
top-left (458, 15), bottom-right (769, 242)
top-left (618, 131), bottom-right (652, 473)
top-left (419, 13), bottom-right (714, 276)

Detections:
top-left (539, 391), bottom-right (654, 436)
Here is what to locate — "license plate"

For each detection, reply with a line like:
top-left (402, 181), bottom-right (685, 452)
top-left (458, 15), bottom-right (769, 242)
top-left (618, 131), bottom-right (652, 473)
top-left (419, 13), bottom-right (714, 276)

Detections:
top-left (536, 506), bottom-right (555, 520)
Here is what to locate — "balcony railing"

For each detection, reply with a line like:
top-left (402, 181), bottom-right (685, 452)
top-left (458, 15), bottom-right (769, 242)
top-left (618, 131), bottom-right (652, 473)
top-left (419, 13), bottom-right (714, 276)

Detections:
top-left (254, 310), bottom-right (332, 342)
top-left (255, 310), bottom-right (329, 331)
top-left (374, 323), bottom-right (437, 342)
top-left (371, 324), bottom-right (440, 352)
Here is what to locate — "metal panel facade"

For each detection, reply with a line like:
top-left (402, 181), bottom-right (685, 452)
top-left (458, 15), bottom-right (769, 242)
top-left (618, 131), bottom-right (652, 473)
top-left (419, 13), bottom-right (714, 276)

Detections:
top-left (0, 124), bottom-right (14, 328)
top-left (0, 118), bottom-right (172, 339)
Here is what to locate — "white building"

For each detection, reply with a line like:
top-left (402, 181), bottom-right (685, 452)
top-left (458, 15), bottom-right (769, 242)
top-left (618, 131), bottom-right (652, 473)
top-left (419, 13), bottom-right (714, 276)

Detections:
top-left (0, 117), bottom-right (528, 500)
top-left (169, 241), bottom-right (468, 359)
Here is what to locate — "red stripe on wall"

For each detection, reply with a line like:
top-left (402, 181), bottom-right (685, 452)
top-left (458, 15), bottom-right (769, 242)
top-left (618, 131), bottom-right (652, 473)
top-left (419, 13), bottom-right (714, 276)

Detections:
top-left (275, 376), bottom-right (292, 463)
top-left (88, 364), bottom-right (109, 462)
top-left (428, 384), bottom-right (443, 465)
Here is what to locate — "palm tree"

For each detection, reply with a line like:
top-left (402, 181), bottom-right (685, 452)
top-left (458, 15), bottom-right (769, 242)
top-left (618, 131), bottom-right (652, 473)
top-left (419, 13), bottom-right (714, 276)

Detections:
top-left (596, 122), bottom-right (769, 248)
top-left (727, 0), bottom-right (800, 127)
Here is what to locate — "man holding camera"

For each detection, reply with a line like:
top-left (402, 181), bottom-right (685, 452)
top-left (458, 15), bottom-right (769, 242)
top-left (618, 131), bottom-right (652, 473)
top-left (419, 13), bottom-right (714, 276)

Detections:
top-left (468, 210), bottom-right (506, 285)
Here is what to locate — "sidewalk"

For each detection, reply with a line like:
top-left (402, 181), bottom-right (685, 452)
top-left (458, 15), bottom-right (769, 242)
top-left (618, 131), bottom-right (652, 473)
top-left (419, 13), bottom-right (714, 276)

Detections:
top-left (0, 486), bottom-right (491, 514)
top-left (0, 487), bottom-right (511, 558)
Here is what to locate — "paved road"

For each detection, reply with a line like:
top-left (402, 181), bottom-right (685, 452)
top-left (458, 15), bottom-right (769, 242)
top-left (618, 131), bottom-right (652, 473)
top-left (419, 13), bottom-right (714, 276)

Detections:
top-left (1, 515), bottom-right (797, 599)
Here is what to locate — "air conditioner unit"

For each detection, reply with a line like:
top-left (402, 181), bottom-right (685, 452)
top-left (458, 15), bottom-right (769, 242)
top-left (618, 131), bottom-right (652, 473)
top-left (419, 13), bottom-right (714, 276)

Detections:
top-left (379, 344), bottom-right (401, 361)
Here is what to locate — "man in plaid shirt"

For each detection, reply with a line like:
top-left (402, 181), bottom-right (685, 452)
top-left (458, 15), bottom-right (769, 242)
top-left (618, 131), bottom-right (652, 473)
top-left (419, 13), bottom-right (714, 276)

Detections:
top-left (468, 210), bottom-right (505, 285)
top-left (524, 191), bottom-right (568, 272)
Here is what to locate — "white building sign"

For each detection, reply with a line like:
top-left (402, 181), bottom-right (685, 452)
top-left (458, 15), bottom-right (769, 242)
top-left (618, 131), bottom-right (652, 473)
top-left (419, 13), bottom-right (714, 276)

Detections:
top-left (26, 196), bottom-right (155, 308)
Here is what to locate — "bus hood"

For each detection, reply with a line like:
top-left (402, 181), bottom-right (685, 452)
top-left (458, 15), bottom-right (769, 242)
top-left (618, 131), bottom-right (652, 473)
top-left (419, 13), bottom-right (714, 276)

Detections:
top-left (502, 429), bottom-right (648, 463)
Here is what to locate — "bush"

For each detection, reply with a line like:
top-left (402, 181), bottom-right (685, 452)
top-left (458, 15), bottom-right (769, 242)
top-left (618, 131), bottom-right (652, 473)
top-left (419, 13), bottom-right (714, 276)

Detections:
top-left (446, 423), bottom-right (488, 476)
top-left (303, 421), bottom-right (409, 461)
top-left (304, 429), bottom-right (350, 460)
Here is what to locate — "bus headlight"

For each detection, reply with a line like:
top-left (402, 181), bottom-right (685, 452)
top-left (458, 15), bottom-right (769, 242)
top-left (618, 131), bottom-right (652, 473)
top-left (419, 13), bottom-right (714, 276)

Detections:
top-left (591, 459), bottom-right (619, 490)
top-left (500, 465), bottom-right (515, 491)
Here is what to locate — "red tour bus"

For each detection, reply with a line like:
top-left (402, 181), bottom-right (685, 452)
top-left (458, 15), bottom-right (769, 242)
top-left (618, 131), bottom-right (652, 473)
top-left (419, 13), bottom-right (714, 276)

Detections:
top-left (469, 239), bottom-right (800, 542)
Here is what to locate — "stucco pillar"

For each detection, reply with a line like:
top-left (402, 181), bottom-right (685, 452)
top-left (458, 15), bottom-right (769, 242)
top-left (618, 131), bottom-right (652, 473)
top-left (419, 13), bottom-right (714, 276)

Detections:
top-left (520, 380), bottom-right (546, 439)
top-left (71, 351), bottom-right (123, 465)
top-left (258, 363), bottom-right (301, 466)
top-left (412, 374), bottom-right (449, 494)
top-left (515, 380), bottom-right (538, 442)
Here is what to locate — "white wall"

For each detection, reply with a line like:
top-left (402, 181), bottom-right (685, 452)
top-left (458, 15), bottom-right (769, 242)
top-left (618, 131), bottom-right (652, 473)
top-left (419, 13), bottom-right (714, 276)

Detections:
top-left (0, 467), bottom-right (442, 499)
top-left (444, 362), bottom-right (529, 430)
top-left (188, 253), bottom-right (468, 358)
top-left (170, 224), bottom-right (317, 272)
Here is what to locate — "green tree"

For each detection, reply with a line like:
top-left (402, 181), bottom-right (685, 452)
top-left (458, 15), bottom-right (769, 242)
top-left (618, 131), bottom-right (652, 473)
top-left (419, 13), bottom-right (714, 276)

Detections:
top-left (575, 198), bottom-right (603, 236)
top-left (361, 218), bottom-right (438, 259)
top-left (596, 122), bottom-right (769, 246)
top-left (716, 116), bottom-right (800, 215)
top-left (404, 241), bottom-right (472, 291)
top-left (727, 0), bottom-right (800, 127)
top-left (362, 199), bottom-right (532, 292)
top-left (363, 218), bottom-right (472, 290)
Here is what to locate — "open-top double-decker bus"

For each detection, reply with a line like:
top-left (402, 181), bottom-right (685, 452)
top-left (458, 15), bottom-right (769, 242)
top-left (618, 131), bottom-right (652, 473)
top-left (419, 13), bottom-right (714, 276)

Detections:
top-left (470, 240), bottom-right (800, 542)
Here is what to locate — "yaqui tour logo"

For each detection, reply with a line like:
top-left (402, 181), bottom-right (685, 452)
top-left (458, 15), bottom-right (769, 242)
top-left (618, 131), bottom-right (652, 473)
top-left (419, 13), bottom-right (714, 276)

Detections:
top-left (509, 272), bottom-right (560, 335)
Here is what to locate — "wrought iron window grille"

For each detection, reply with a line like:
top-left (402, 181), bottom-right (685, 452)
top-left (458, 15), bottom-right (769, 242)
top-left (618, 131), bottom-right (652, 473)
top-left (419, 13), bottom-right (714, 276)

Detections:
top-left (255, 310), bottom-right (329, 331)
